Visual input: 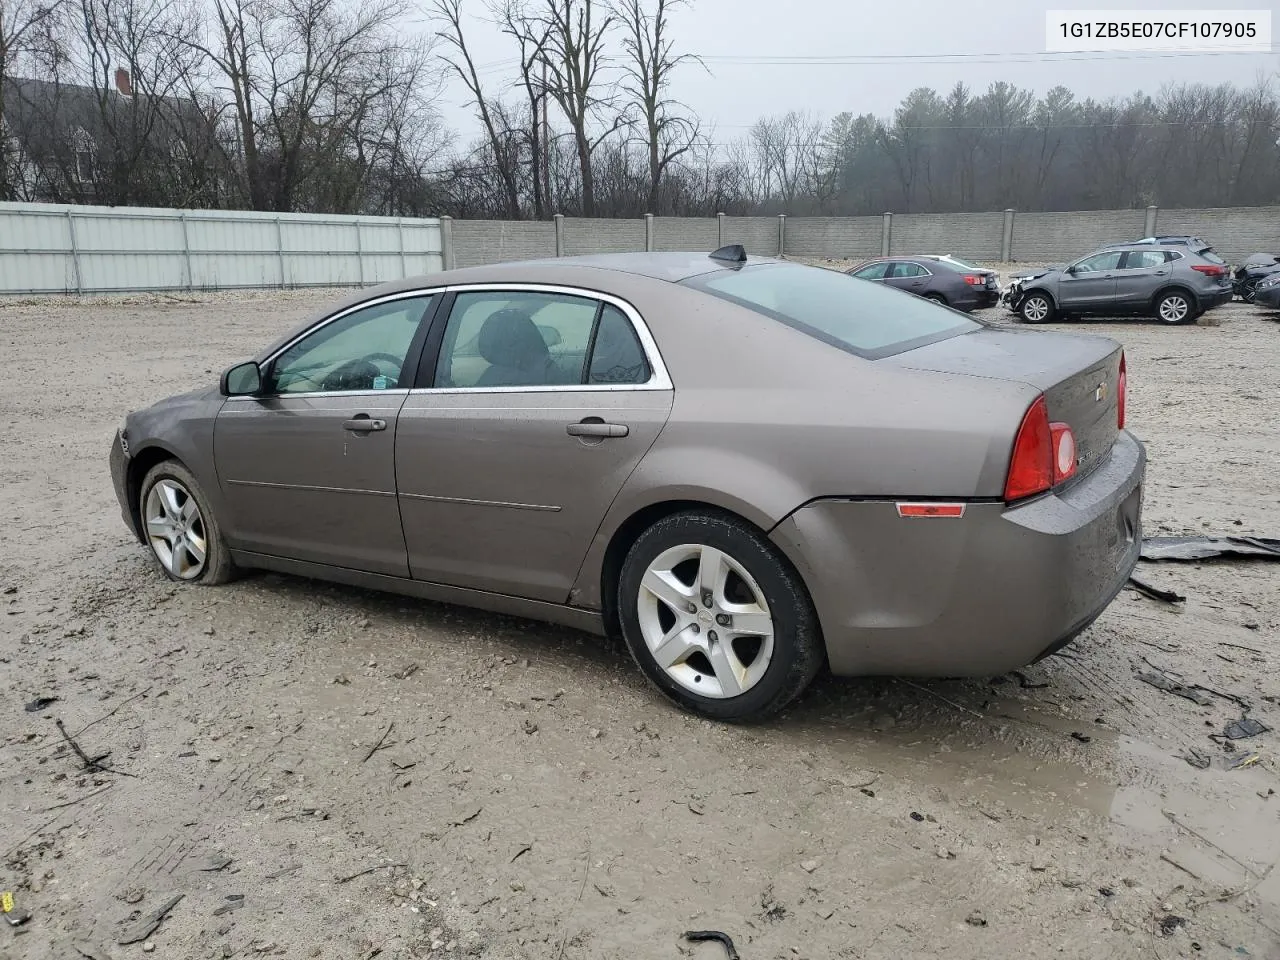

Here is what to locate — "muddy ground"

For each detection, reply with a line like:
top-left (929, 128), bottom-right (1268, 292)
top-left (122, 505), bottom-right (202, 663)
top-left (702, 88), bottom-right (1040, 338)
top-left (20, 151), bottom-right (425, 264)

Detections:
top-left (1, 286), bottom-right (1279, 960)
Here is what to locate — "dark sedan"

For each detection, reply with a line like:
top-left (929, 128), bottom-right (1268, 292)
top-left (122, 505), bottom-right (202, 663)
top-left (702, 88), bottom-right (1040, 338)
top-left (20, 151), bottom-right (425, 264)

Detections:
top-left (848, 257), bottom-right (999, 312)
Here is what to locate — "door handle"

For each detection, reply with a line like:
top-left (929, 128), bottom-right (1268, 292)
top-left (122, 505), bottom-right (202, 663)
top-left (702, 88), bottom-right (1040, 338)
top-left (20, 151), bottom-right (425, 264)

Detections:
top-left (343, 417), bottom-right (386, 433)
top-left (1155, 270), bottom-right (1169, 275)
top-left (567, 419), bottom-right (629, 439)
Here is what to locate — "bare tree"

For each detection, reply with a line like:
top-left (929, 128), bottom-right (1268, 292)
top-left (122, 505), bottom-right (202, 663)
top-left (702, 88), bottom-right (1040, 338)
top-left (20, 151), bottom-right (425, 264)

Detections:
top-left (191, 0), bottom-right (429, 212)
top-left (493, 0), bottom-right (550, 218)
top-left (533, 0), bottom-right (621, 216)
top-left (1, 0), bottom-right (66, 199)
top-left (612, 0), bottom-right (698, 214)
top-left (430, 0), bottom-right (521, 217)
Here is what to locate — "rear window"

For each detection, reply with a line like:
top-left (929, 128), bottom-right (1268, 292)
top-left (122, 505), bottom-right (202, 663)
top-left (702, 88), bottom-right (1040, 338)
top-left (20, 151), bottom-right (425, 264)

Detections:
top-left (683, 262), bottom-right (980, 359)
top-left (1197, 248), bottom-right (1225, 265)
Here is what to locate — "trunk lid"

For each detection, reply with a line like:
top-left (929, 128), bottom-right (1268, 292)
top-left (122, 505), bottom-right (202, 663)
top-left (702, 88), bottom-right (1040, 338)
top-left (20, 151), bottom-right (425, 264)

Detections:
top-left (881, 327), bottom-right (1122, 482)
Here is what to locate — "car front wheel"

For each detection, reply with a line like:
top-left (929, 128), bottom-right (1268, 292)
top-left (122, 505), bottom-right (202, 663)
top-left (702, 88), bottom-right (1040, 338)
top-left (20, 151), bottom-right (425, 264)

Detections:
top-left (617, 510), bottom-right (824, 722)
top-left (140, 460), bottom-right (237, 584)
top-left (1020, 293), bottom-right (1054, 324)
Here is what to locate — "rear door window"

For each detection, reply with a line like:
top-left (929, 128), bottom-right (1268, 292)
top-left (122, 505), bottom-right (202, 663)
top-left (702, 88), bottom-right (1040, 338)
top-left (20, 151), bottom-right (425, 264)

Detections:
top-left (1122, 250), bottom-right (1167, 269)
top-left (684, 262), bottom-right (978, 359)
top-left (851, 262), bottom-right (890, 280)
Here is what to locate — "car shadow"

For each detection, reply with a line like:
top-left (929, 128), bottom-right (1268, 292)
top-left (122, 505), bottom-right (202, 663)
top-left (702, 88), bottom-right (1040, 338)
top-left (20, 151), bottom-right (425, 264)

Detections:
top-left (239, 567), bottom-right (1093, 750)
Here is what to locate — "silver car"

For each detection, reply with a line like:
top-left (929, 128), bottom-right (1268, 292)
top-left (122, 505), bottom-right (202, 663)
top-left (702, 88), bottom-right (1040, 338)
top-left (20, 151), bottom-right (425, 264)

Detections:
top-left (1011, 243), bottom-right (1232, 325)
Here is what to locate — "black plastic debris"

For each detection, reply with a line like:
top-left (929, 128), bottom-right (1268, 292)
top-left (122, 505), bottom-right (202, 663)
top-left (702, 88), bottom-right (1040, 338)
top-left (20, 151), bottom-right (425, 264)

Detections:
top-left (684, 930), bottom-right (740, 960)
top-left (1224, 717), bottom-right (1269, 740)
top-left (1134, 671), bottom-right (1212, 706)
top-left (1070, 732), bottom-right (1092, 743)
top-left (1127, 576), bottom-right (1185, 604)
top-left (1141, 536), bottom-right (1280, 562)
top-left (1158, 915), bottom-right (1186, 937)
top-left (910, 811), bottom-right (925, 822)
top-left (24, 696), bottom-right (59, 713)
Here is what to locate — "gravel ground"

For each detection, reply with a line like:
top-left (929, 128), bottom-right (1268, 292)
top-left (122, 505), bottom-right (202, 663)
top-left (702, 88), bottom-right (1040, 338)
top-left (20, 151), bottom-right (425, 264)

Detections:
top-left (2, 288), bottom-right (1279, 960)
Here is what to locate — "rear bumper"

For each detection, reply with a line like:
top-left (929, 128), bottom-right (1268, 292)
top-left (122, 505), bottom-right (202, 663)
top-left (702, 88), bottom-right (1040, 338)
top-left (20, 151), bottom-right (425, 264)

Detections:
top-left (1198, 287), bottom-right (1233, 310)
top-left (770, 430), bottom-right (1145, 677)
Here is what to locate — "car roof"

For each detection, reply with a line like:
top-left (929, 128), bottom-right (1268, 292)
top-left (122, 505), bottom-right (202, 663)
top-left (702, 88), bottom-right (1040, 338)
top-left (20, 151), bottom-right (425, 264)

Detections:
top-left (515, 251), bottom-right (784, 282)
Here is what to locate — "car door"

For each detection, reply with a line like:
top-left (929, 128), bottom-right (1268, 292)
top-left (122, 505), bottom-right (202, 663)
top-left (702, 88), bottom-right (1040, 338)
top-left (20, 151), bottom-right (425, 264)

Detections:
top-left (1114, 249), bottom-right (1172, 308)
top-left (1057, 251), bottom-right (1123, 309)
top-left (214, 292), bottom-right (438, 577)
top-left (884, 261), bottom-right (931, 295)
top-left (395, 286), bottom-right (674, 603)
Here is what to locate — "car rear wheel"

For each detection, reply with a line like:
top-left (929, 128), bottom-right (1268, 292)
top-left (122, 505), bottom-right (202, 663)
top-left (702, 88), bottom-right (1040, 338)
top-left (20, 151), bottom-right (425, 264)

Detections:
top-left (1154, 290), bottom-right (1195, 324)
top-left (925, 293), bottom-right (946, 305)
top-left (1020, 293), bottom-right (1054, 324)
top-left (617, 510), bottom-right (823, 722)
top-left (140, 460), bottom-right (236, 584)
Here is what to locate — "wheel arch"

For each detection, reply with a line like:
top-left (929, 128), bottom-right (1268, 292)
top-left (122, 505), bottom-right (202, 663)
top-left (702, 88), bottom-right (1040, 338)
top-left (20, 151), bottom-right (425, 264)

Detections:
top-left (593, 498), bottom-right (815, 644)
top-left (1150, 283), bottom-right (1199, 311)
top-left (125, 443), bottom-right (185, 544)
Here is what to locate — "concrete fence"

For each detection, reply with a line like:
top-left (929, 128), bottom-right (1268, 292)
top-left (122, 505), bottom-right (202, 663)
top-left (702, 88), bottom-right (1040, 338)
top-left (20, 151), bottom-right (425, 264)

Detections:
top-left (0, 202), bottom-right (444, 295)
top-left (2, 201), bottom-right (1277, 295)
top-left (449, 205), bottom-right (1279, 271)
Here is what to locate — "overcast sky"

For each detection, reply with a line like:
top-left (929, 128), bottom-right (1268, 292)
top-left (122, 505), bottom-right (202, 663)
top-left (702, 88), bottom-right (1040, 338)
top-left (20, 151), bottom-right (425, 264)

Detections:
top-left (427, 0), bottom-right (1280, 146)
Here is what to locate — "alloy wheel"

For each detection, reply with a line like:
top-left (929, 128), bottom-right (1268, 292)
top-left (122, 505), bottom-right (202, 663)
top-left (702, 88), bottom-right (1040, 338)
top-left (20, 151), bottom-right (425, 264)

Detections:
top-left (635, 543), bottom-right (775, 699)
top-left (1158, 294), bottom-right (1190, 323)
top-left (144, 478), bottom-right (208, 580)
top-left (1022, 296), bottom-right (1049, 322)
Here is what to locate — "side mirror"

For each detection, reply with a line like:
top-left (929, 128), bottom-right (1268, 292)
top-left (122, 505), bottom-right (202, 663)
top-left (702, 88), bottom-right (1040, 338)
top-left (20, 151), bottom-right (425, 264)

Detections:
top-left (1065, 264), bottom-right (1079, 275)
top-left (221, 360), bottom-right (263, 397)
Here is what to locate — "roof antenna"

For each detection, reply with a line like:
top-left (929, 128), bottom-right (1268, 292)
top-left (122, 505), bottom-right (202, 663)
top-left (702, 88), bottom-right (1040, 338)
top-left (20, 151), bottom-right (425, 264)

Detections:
top-left (709, 244), bottom-right (747, 264)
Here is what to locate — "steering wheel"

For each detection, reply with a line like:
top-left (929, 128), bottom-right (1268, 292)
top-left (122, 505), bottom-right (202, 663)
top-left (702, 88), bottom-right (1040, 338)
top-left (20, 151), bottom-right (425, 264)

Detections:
top-left (318, 353), bottom-right (405, 392)
top-left (363, 352), bottom-right (405, 370)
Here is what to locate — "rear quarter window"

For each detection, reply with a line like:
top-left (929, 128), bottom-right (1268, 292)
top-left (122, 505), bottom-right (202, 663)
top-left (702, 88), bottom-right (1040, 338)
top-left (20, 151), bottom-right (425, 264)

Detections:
top-left (684, 263), bottom-right (980, 359)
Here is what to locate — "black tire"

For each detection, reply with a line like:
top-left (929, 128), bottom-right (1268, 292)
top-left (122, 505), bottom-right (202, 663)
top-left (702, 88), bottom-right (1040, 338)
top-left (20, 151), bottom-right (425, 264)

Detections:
top-left (1020, 292), bottom-right (1054, 324)
top-left (616, 509), bottom-right (824, 722)
top-left (1153, 289), bottom-right (1196, 325)
top-left (925, 292), bottom-right (946, 305)
top-left (139, 460), bottom-right (237, 585)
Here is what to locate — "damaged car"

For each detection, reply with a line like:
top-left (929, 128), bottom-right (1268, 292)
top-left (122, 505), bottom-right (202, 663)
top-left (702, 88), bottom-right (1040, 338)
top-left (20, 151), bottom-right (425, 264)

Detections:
top-left (1006, 243), bottom-right (1232, 325)
top-left (1232, 253), bottom-right (1280, 303)
top-left (110, 248), bottom-right (1144, 722)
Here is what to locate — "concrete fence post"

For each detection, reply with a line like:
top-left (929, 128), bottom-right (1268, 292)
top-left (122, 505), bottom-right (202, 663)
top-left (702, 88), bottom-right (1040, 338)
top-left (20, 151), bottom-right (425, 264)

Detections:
top-left (881, 212), bottom-right (893, 256)
top-left (440, 215), bottom-right (455, 270)
top-left (65, 208), bottom-right (83, 294)
top-left (397, 218), bottom-right (408, 278)
top-left (1001, 208), bottom-right (1016, 262)
top-left (777, 214), bottom-right (787, 257)
top-left (717, 211), bottom-right (725, 247)
top-left (1144, 205), bottom-right (1159, 238)
top-left (274, 216), bottom-right (286, 288)
top-left (554, 213), bottom-right (565, 257)
top-left (179, 212), bottom-right (193, 291)
top-left (644, 213), bottom-right (654, 252)
top-left (354, 219), bottom-right (365, 286)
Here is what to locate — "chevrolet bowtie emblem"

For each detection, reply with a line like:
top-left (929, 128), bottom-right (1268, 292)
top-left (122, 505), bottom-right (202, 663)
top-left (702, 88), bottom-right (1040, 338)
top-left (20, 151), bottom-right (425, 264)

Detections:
top-left (1095, 382), bottom-right (1107, 402)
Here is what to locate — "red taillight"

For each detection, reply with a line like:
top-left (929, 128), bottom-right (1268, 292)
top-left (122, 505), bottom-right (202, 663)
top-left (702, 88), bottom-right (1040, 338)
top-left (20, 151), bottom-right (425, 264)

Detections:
top-left (1117, 352), bottom-right (1127, 430)
top-left (1191, 264), bottom-right (1225, 277)
top-left (1004, 395), bottom-right (1077, 502)
top-left (962, 274), bottom-right (984, 286)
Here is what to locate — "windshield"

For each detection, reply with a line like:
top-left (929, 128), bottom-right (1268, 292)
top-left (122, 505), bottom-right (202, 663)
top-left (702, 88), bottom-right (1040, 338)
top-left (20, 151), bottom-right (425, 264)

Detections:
top-left (683, 262), bottom-right (980, 359)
